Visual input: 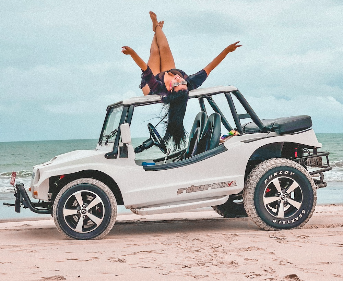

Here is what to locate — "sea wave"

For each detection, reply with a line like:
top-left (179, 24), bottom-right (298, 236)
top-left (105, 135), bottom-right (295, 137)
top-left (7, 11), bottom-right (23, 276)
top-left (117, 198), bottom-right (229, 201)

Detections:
top-left (0, 177), bottom-right (31, 193)
top-left (324, 170), bottom-right (343, 182)
top-left (0, 170), bottom-right (32, 193)
top-left (331, 160), bottom-right (343, 169)
top-left (0, 170), bottom-right (32, 178)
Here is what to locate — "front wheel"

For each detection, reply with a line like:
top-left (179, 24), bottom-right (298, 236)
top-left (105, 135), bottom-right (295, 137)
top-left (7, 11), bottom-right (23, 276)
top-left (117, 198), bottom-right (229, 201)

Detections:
top-left (244, 158), bottom-right (316, 230)
top-left (53, 178), bottom-right (117, 240)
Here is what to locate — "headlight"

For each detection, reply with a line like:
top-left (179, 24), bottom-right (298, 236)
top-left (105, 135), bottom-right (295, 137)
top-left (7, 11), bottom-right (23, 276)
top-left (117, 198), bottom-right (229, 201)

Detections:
top-left (32, 169), bottom-right (40, 184)
top-left (36, 169), bottom-right (40, 183)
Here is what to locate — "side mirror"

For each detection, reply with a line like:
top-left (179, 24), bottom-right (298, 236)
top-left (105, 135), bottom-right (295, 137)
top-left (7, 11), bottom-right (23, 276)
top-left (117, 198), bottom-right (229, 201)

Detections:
top-left (120, 123), bottom-right (131, 144)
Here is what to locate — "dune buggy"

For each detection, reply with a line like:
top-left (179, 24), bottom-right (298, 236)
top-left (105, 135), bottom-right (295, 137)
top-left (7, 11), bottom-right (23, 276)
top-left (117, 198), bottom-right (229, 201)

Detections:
top-left (8, 86), bottom-right (331, 239)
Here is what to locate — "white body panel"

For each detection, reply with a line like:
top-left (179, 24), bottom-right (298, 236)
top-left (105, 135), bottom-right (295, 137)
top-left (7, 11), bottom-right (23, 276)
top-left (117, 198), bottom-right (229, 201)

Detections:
top-left (31, 128), bottom-right (320, 212)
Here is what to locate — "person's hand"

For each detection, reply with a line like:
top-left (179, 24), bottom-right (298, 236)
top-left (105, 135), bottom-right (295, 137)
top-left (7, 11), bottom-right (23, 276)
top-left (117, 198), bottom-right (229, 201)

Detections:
top-left (226, 41), bottom-right (242, 53)
top-left (121, 46), bottom-right (135, 55)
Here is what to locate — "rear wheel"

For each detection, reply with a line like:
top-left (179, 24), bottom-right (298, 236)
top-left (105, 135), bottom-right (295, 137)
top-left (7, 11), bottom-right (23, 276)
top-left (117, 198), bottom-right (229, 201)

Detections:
top-left (244, 158), bottom-right (316, 230)
top-left (53, 178), bottom-right (117, 240)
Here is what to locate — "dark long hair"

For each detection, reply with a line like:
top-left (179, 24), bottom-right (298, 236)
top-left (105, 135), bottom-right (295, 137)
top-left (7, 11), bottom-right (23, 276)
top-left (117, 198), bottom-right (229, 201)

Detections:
top-left (162, 89), bottom-right (189, 150)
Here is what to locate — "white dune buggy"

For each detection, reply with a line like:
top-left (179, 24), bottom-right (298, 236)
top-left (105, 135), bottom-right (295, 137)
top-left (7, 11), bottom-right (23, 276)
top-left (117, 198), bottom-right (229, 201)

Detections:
top-left (8, 86), bottom-right (331, 239)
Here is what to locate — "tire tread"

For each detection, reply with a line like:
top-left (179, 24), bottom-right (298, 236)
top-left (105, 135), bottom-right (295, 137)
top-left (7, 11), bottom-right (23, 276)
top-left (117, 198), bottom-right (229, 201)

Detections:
top-left (53, 178), bottom-right (117, 240)
top-left (243, 158), bottom-right (317, 231)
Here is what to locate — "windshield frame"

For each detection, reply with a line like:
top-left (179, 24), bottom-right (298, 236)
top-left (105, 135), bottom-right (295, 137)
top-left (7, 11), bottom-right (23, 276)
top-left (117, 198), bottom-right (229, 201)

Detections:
top-left (100, 104), bottom-right (134, 159)
top-left (98, 104), bottom-right (124, 145)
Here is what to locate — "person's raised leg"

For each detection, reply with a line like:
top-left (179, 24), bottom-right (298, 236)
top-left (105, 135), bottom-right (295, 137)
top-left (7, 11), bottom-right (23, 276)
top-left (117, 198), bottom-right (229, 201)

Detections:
top-left (142, 34), bottom-right (159, 95)
top-left (147, 35), bottom-right (160, 75)
top-left (147, 21), bottom-right (166, 75)
top-left (149, 11), bottom-right (175, 71)
top-left (142, 21), bottom-right (165, 95)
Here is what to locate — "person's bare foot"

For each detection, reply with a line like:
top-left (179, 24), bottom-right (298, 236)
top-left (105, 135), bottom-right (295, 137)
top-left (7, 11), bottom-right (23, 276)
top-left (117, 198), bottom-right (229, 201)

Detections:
top-left (149, 11), bottom-right (159, 31)
top-left (158, 21), bottom-right (164, 29)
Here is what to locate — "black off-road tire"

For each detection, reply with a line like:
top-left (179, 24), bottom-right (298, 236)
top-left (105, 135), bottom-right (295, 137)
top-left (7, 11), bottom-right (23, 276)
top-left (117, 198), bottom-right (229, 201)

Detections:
top-left (53, 178), bottom-right (117, 240)
top-left (243, 158), bottom-right (317, 231)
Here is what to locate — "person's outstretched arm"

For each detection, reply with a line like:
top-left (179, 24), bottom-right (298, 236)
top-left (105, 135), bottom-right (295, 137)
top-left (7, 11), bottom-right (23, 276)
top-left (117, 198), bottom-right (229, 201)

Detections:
top-left (203, 41), bottom-right (242, 76)
top-left (122, 46), bottom-right (148, 71)
top-left (122, 46), bottom-right (163, 95)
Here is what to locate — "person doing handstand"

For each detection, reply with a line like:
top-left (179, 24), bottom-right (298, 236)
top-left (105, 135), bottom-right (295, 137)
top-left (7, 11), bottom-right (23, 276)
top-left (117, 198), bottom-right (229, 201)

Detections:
top-left (122, 11), bottom-right (241, 149)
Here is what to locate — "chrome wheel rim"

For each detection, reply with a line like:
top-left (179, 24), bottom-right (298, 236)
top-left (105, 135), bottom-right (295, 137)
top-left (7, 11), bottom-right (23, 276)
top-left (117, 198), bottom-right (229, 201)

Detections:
top-left (63, 190), bottom-right (105, 233)
top-left (263, 176), bottom-right (303, 219)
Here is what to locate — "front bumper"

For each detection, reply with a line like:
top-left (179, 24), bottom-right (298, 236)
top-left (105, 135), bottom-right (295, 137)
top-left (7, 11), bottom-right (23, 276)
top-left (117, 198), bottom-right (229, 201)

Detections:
top-left (3, 183), bottom-right (51, 214)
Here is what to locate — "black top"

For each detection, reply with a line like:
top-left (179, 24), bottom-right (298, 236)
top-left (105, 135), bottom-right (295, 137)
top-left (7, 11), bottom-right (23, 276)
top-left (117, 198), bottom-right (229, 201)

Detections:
top-left (140, 67), bottom-right (208, 96)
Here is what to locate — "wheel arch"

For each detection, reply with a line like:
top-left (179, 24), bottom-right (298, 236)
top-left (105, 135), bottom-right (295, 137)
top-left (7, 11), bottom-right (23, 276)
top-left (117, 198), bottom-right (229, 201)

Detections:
top-left (245, 142), bottom-right (283, 181)
top-left (49, 170), bottom-right (124, 206)
top-left (244, 141), bottom-right (312, 181)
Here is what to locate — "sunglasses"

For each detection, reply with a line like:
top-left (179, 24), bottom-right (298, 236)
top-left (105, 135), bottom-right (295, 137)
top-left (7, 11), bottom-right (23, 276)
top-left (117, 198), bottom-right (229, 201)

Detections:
top-left (171, 80), bottom-right (187, 88)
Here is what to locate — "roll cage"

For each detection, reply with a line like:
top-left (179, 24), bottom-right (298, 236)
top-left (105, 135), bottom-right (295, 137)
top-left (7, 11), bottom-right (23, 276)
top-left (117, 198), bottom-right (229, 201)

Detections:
top-left (101, 86), bottom-right (265, 159)
top-left (99, 86), bottom-right (331, 180)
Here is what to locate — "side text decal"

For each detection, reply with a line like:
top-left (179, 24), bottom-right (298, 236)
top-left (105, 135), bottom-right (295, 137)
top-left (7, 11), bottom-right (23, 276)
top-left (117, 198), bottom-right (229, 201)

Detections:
top-left (177, 181), bottom-right (237, 195)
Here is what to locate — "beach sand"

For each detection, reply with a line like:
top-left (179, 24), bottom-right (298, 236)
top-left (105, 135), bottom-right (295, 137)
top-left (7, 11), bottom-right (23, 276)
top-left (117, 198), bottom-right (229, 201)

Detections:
top-left (0, 205), bottom-right (342, 281)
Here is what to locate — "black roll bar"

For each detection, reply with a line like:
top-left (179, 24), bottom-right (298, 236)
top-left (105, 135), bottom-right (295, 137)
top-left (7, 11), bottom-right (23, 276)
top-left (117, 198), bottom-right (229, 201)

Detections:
top-left (231, 90), bottom-right (265, 132)
top-left (199, 97), bottom-right (207, 113)
top-left (206, 97), bottom-right (233, 131)
top-left (225, 93), bottom-right (243, 134)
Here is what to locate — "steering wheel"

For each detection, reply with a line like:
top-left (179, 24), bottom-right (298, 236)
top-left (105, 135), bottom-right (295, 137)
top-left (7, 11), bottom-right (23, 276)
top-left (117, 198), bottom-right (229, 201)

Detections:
top-left (134, 123), bottom-right (167, 154)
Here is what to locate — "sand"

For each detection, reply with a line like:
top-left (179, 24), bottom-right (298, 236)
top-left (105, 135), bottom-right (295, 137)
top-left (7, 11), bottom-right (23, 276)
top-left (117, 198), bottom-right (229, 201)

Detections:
top-left (0, 205), bottom-right (342, 281)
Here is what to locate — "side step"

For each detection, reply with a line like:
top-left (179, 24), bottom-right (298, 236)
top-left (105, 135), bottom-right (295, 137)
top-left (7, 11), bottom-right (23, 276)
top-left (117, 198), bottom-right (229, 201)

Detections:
top-left (130, 195), bottom-right (230, 216)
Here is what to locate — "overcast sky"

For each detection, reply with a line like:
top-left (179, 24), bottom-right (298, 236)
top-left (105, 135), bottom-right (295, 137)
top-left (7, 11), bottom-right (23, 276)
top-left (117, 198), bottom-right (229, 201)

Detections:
top-left (0, 0), bottom-right (342, 142)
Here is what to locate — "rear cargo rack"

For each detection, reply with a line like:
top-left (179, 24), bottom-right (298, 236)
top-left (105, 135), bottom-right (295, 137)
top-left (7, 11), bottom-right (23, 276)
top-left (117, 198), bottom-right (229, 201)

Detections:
top-left (295, 151), bottom-right (332, 188)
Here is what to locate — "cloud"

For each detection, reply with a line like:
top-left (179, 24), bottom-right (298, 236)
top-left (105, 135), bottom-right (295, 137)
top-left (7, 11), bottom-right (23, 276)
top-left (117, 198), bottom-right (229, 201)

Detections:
top-left (1, 0), bottom-right (342, 141)
top-left (80, 62), bottom-right (115, 75)
top-left (41, 90), bottom-right (141, 116)
top-left (122, 90), bottom-right (140, 101)
top-left (43, 100), bottom-right (98, 115)
top-left (246, 94), bottom-right (343, 133)
top-left (248, 94), bottom-right (343, 118)
top-left (171, 11), bottom-right (242, 36)
top-left (0, 62), bottom-right (133, 101)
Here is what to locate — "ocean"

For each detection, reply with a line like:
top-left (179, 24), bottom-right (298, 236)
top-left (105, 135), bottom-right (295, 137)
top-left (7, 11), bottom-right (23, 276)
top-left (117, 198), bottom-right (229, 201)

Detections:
top-left (0, 134), bottom-right (342, 220)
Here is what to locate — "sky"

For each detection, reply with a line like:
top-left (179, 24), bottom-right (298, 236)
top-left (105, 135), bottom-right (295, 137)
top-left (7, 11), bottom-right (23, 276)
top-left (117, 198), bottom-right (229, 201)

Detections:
top-left (0, 0), bottom-right (342, 142)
